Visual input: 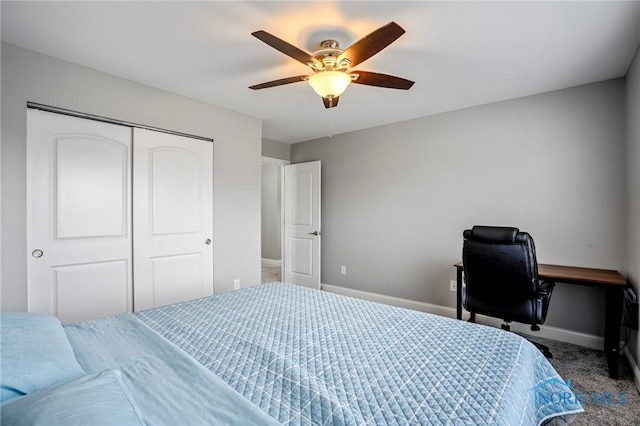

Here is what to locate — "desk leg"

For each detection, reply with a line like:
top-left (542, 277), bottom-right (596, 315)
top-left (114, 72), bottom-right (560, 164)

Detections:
top-left (604, 287), bottom-right (624, 379)
top-left (456, 268), bottom-right (463, 320)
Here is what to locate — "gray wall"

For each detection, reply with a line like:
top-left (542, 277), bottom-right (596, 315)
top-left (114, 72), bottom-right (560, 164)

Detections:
top-left (625, 46), bottom-right (640, 365)
top-left (262, 138), bottom-right (291, 161)
top-left (291, 79), bottom-right (626, 337)
top-left (1, 42), bottom-right (262, 311)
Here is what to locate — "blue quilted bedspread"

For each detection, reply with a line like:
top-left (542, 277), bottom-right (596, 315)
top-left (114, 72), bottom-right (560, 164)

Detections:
top-left (134, 283), bottom-right (582, 425)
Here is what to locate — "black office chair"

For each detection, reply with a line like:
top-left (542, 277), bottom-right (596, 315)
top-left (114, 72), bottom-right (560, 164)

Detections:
top-left (462, 226), bottom-right (555, 358)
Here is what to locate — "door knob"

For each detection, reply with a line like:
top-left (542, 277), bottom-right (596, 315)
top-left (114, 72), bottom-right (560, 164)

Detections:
top-left (308, 231), bottom-right (321, 236)
top-left (32, 249), bottom-right (44, 258)
top-left (205, 238), bottom-right (212, 245)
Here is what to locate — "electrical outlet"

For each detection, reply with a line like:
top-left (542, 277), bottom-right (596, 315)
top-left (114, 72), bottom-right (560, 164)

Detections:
top-left (233, 279), bottom-right (240, 290)
top-left (450, 280), bottom-right (457, 292)
top-left (340, 266), bottom-right (347, 275)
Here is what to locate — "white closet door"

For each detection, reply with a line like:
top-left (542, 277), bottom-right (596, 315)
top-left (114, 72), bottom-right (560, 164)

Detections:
top-left (133, 128), bottom-right (213, 310)
top-left (27, 109), bottom-right (133, 324)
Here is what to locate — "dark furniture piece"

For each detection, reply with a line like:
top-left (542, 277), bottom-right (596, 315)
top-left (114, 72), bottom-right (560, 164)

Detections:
top-left (459, 226), bottom-right (555, 357)
top-left (455, 255), bottom-right (627, 378)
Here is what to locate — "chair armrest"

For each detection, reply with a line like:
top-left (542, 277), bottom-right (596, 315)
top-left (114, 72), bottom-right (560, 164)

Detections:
top-left (538, 280), bottom-right (555, 296)
top-left (535, 280), bottom-right (556, 324)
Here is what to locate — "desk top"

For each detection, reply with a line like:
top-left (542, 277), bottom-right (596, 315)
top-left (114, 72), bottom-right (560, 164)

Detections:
top-left (454, 261), bottom-right (626, 287)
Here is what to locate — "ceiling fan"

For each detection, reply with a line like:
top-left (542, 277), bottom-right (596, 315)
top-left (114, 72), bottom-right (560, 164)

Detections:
top-left (249, 22), bottom-right (414, 108)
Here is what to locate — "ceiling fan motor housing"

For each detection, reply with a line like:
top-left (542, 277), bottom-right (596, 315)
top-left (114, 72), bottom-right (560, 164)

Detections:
top-left (308, 40), bottom-right (351, 71)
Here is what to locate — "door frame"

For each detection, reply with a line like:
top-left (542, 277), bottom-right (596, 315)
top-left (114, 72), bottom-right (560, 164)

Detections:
top-left (261, 156), bottom-right (289, 280)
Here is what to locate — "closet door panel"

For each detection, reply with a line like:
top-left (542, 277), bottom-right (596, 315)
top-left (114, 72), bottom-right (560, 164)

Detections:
top-left (27, 109), bottom-right (133, 323)
top-left (54, 260), bottom-right (129, 324)
top-left (149, 254), bottom-right (204, 308)
top-left (55, 136), bottom-right (128, 238)
top-left (150, 148), bottom-right (200, 234)
top-left (133, 128), bottom-right (213, 310)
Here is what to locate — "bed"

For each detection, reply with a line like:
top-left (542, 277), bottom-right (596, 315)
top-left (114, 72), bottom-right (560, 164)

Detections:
top-left (1, 282), bottom-right (583, 425)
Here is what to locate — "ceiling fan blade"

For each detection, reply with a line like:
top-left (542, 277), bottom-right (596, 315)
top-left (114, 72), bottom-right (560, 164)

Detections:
top-left (249, 75), bottom-right (308, 90)
top-left (338, 22), bottom-right (405, 68)
top-left (322, 96), bottom-right (339, 109)
top-left (351, 71), bottom-right (414, 90)
top-left (252, 30), bottom-right (315, 67)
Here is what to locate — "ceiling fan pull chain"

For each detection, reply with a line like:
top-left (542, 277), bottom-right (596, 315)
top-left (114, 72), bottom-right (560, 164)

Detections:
top-left (328, 107), bottom-right (334, 138)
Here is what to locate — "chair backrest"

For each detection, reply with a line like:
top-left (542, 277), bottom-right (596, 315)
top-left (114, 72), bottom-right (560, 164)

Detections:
top-left (462, 225), bottom-right (540, 323)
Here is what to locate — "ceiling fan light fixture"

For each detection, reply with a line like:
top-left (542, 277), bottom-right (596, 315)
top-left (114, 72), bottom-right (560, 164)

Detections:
top-left (250, 23), bottom-right (414, 109)
top-left (308, 71), bottom-right (352, 98)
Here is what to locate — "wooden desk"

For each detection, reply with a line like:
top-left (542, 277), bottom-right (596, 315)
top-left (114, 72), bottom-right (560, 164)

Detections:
top-left (454, 262), bottom-right (627, 379)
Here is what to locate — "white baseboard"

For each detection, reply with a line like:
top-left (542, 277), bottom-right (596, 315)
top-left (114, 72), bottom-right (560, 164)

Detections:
top-left (322, 283), bottom-right (457, 318)
top-left (473, 316), bottom-right (604, 350)
top-left (624, 348), bottom-right (640, 394)
top-left (321, 283), bottom-right (604, 351)
top-left (261, 258), bottom-right (282, 267)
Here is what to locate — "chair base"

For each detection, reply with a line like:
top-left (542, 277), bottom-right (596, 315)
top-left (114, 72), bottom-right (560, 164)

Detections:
top-left (531, 340), bottom-right (553, 359)
top-left (468, 318), bottom-right (552, 358)
top-left (500, 321), bottom-right (552, 358)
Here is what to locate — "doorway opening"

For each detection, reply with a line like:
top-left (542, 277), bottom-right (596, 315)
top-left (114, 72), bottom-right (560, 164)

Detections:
top-left (261, 157), bottom-right (289, 283)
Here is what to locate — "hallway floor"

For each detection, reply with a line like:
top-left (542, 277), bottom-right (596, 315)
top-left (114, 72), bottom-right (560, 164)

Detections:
top-left (261, 262), bottom-right (281, 283)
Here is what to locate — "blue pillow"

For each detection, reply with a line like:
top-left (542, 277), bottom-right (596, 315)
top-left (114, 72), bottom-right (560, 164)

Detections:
top-left (0, 313), bottom-right (86, 401)
top-left (0, 369), bottom-right (144, 426)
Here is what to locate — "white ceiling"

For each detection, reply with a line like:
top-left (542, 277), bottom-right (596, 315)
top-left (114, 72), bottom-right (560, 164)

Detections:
top-left (2, 1), bottom-right (640, 144)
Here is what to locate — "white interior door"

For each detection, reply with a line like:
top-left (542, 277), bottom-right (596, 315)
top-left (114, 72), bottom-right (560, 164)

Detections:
top-left (133, 128), bottom-right (213, 310)
top-left (283, 161), bottom-right (321, 289)
top-left (27, 109), bottom-right (133, 323)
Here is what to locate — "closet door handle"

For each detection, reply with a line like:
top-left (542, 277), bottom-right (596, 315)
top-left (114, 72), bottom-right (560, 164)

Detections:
top-left (205, 238), bottom-right (212, 245)
top-left (32, 249), bottom-right (44, 258)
